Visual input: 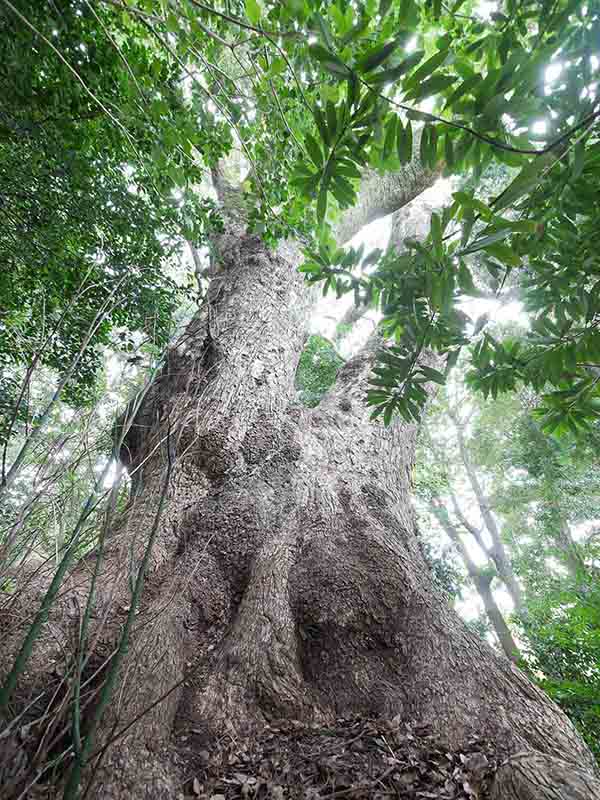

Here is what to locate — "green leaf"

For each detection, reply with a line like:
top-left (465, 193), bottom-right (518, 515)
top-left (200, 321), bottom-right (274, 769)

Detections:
top-left (331, 175), bottom-right (355, 206)
top-left (459, 229), bottom-right (511, 255)
top-left (405, 48), bottom-right (449, 88)
top-left (305, 133), bottom-right (323, 167)
top-left (444, 74), bottom-right (479, 110)
top-left (166, 13), bottom-right (179, 34)
top-left (316, 13), bottom-right (334, 50)
top-left (326, 101), bottom-right (337, 141)
top-left (458, 261), bottom-right (477, 295)
top-left (370, 50), bottom-right (425, 85)
top-left (309, 44), bottom-right (351, 77)
top-left (572, 140), bottom-right (585, 181)
top-left (347, 73), bottom-right (359, 107)
top-left (486, 243), bottom-right (521, 267)
top-left (379, 0), bottom-right (393, 17)
top-left (398, 0), bottom-right (419, 27)
top-left (335, 160), bottom-right (362, 179)
top-left (383, 115), bottom-right (397, 161)
top-left (383, 402), bottom-right (394, 426)
top-left (494, 153), bottom-right (553, 213)
top-left (245, 0), bottom-right (262, 26)
top-left (420, 365), bottom-right (446, 384)
top-left (397, 120), bottom-right (413, 164)
top-left (357, 39), bottom-right (401, 73)
top-left (453, 191), bottom-right (492, 219)
top-left (482, 92), bottom-right (510, 121)
top-left (406, 74), bottom-right (458, 101)
top-left (268, 57), bottom-right (286, 77)
top-left (314, 105), bottom-right (329, 146)
top-left (317, 180), bottom-right (328, 224)
top-left (290, 174), bottom-right (320, 195)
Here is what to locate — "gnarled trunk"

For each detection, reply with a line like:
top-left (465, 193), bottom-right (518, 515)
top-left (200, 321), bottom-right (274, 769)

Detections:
top-left (1, 215), bottom-right (599, 800)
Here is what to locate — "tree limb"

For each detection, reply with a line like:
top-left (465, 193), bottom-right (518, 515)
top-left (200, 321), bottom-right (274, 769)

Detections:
top-left (334, 132), bottom-right (440, 245)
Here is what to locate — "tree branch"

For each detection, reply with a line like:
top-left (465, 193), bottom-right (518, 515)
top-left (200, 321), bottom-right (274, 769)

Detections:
top-left (334, 131), bottom-right (440, 245)
top-left (450, 491), bottom-right (488, 554)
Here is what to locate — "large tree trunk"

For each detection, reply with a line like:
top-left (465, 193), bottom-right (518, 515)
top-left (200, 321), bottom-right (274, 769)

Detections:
top-left (1, 206), bottom-right (599, 800)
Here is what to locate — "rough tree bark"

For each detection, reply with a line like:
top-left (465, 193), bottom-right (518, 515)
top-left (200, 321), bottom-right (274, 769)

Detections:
top-left (1, 164), bottom-right (599, 800)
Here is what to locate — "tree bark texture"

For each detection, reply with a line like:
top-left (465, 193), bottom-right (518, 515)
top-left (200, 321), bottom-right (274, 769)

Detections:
top-left (333, 139), bottom-right (439, 245)
top-left (1, 213), bottom-right (599, 799)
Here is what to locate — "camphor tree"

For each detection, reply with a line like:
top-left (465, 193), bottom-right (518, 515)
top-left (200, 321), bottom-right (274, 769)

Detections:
top-left (1, 1), bottom-right (600, 799)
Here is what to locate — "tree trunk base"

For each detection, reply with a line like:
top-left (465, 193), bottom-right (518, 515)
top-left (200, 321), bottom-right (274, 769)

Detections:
top-left (491, 751), bottom-right (600, 800)
top-left (171, 714), bottom-right (502, 800)
top-left (4, 714), bottom-right (600, 800)
top-left (171, 715), bottom-right (597, 800)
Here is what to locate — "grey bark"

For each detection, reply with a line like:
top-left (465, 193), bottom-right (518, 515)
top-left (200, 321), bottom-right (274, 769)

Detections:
top-left (334, 136), bottom-right (439, 245)
top-left (492, 751), bottom-right (600, 799)
top-left (556, 521), bottom-right (586, 581)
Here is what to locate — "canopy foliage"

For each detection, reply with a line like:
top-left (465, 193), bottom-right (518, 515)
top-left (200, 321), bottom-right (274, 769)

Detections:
top-left (2, 0), bottom-right (600, 438)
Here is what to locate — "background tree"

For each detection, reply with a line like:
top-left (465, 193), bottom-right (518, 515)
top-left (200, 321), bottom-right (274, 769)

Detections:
top-left (479, 400), bottom-right (600, 760)
top-left (418, 367), bottom-right (600, 759)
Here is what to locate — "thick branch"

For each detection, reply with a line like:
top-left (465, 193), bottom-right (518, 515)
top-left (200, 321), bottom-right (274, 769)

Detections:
top-left (334, 143), bottom-right (440, 245)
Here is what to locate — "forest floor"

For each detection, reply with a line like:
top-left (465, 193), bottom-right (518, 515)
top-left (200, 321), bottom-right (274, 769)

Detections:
top-left (173, 714), bottom-right (503, 800)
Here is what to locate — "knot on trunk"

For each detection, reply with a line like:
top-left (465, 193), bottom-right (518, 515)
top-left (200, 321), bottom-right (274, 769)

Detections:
top-left (242, 414), bottom-right (301, 469)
